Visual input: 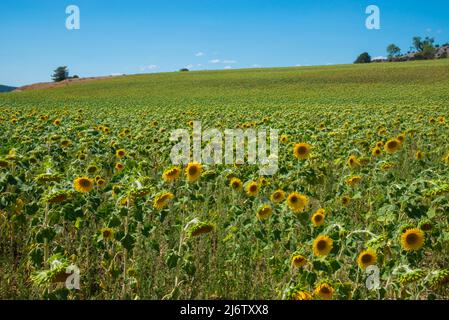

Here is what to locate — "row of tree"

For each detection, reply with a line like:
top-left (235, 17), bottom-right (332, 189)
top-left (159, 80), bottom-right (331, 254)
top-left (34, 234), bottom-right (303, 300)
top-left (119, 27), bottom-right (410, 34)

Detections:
top-left (355, 36), bottom-right (448, 63)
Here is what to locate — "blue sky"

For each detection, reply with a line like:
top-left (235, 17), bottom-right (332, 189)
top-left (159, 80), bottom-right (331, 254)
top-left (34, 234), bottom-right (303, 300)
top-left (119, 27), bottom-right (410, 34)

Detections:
top-left (1, 0), bottom-right (448, 86)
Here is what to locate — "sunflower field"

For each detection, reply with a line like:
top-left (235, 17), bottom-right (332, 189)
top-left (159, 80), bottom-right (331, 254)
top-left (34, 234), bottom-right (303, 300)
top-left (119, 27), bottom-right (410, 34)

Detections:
top-left (0, 60), bottom-right (449, 300)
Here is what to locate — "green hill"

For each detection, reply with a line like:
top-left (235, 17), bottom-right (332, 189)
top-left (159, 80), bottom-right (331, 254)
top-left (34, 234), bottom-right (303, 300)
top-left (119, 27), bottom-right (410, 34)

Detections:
top-left (1, 60), bottom-right (449, 110)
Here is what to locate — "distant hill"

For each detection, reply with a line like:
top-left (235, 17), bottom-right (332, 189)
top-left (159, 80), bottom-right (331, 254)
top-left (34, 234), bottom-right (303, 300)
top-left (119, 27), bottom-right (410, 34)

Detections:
top-left (0, 85), bottom-right (17, 93)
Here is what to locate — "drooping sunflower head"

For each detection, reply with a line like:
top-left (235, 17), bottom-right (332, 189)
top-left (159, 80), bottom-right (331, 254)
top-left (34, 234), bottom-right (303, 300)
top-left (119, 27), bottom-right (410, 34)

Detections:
top-left (357, 249), bottom-right (377, 269)
top-left (270, 189), bottom-right (286, 204)
top-left (73, 177), bottom-right (94, 193)
top-left (314, 283), bottom-right (334, 300)
top-left (311, 210), bottom-right (325, 227)
top-left (346, 175), bottom-right (362, 186)
top-left (256, 204), bottom-right (272, 221)
top-left (401, 228), bottom-right (425, 251)
top-left (153, 192), bottom-right (174, 210)
top-left (229, 177), bottom-right (243, 191)
top-left (384, 138), bottom-right (402, 154)
top-left (162, 166), bottom-right (181, 182)
top-left (116, 149), bottom-right (126, 158)
top-left (246, 181), bottom-right (259, 196)
top-left (291, 254), bottom-right (307, 268)
top-left (286, 192), bottom-right (309, 214)
top-left (293, 143), bottom-right (312, 160)
top-left (185, 162), bottom-right (202, 182)
top-left (188, 221), bottom-right (215, 237)
top-left (313, 235), bottom-right (333, 257)
top-left (292, 291), bottom-right (313, 300)
top-left (347, 155), bottom-right (361, 169)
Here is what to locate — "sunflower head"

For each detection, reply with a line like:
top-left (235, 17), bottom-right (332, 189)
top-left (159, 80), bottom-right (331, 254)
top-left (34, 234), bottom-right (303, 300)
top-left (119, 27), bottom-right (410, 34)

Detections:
top-left (153, 192), bottom-right (174, 210)
top-left (346, 175), bottom-right (362, 186)
top-left (115, 162), bottom-right (124, 171)
top-left (270, 189), bottom-right (286, 204)
top-left (313, 235), bottom-right (333, 257)
top-left (443, 153), bottom-right (449, 164)
top-left (185, 162), bottom-right (202, 182)
top-left (357, 249), bottom-right (377, 269)
top-left (341, 195), bottom-right (351, 207)
top-left (246, 181), bottom-right (259, 196)
top-left (291, 254), bottom-right (307, 268)
top-left (397, 133), bottom-right (406, 143)
top-left (229, 177), bottom-right (243, 191)
top-left (256, 204), bottom-right (272, 221)
top-left (286, 192), bottom-right (309, 214)
top-left (73, 177), bottom-right (94, 193)
top-left (401, 228), bottom-right (425, 251)
top-left (53, 119), bottom-right (61, 126)
top-left (311, 210), bottom-right (325, 227)
top-left (384, 138), bottom-right (402, 154)
top-left (372, 147), bottom-right (382, 157)
top-left (314, 283), bottom-right (334, 300)
top-left (116, 149), bottom-right (126, 158)
top-left (280, 134), bottom-right (289, 143)
top-left (347, 155), bottom-right (361, 169)
top-left (293, 143), bottom-right (312, 160)
top-left (101, 228), bottom-right (114, 240)
top-left (162, 166), bottom-right (181, 182)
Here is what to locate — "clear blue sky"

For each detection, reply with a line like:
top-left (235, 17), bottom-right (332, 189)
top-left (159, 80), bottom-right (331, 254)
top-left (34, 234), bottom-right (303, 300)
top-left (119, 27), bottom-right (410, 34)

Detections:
top-left (1, 0), bottom-right (448, 86)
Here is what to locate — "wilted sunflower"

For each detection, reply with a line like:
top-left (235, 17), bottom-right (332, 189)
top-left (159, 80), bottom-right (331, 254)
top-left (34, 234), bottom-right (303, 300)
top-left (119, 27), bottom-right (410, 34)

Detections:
top-left (313, 235), bottom-right (333, 256)
top-left (73, 177), bottom-right (94, 193)
top-left (401, 228), bottom-right (425, 251)
top-left (357, 249), bottom-right (377, 269)
top-left (229, 177), bottom-right (243, 191)
top-left (162, 166), bottom-right (181, 182)
top-left (293, 143), bottom-right (312, 160)
top-left (188, 221), bottom-right (214, 237)
top-left (311, 209), bottom-right (325, 227)
top-left (314, 283), bottom-right (334, 300)
top-left (256, 204), bottom-right (272, 221)
top-left (116, 149), bottom-right (126, 158)
top-left (153, 192), bottom-right (174, 210)
top-left (291, 254), bottom-right (307, 268)
top-left (246, 181), bottom-right (259, 196)
top-left (270, 189), bottom-right (286, 204)
top-left (185, 162), bottom-right (202, 182)
top-left (384, 138), bottom-right (402, 154)
top-left (347, 155), bottom-right (361, 169)
top-left (286, 192), bottom-right (309, 214)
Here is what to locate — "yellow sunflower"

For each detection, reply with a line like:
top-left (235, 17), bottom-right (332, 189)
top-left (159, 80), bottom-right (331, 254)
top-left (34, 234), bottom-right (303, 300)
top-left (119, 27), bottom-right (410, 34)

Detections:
top-left (286, 192), bottom-right (309, 214)
top-left (372, 147), bottom-right (382, 157)
top-left (397, 133), bottom-right (406, 143)
top-left (314, 283), bottom-right (334, 300)
top-left (443, 153), bottom-right (449, 164)
top-left (384, 138), bottom-right (402, 154)
top-left (229, 177), bottom-right (243, 191)
top-left (153, 192), bottom-right (174, 210)
top-left (280, 134), bottom-right (289, 143)
top-left (162, 166), bottom-right (181, 182)
top-left (246, 181), bottom-right (259, 196)
top-left (256, 204), bottom-right (272, 221)
top-left (293, 143), bottom-right (312, 160)
top-left (185, 162), bottom-right (202, 182)
top-left (401, 228), bottom-right (425, 251)
top-left (292, 291), bottom-right (313, 300)
top-left (346, 175), bottom-right (362, 186)
top-left (270, 189), bottom-right (286, 204)
top-left (73, 177), bottom-right (94, 193)
top-left (291, 254), bottom-right (307, 268)
top-left (311, 210), bottom-right (325, 227)
top-left (347, 155), bottom-right (361, 169)
top-left (115, 162), bottom-right (124, 171)
top-left (100, 227), bottom-right (114, 240)
top-left (357, 249), bottom-right (377, 269)
top-left (313, 235), bottom-right (333, 256)
top-left (116, 149), bottom-right (126, 158)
